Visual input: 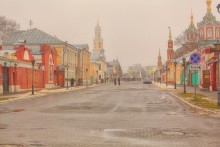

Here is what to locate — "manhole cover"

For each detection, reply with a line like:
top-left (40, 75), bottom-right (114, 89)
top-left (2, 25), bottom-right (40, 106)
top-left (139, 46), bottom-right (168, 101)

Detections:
top-left (12, 109), bottom-right (25, 113)
top-left (166, 112), bottom-right (177, 115)
top-left (162, 131), bottom-right (184, 136)
top-left (0, 108), bottom-right (11, 113)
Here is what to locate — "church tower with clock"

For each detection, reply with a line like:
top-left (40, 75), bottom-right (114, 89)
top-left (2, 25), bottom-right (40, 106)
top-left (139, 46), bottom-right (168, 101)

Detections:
top-left (167, 27), bottom-right (174, 63)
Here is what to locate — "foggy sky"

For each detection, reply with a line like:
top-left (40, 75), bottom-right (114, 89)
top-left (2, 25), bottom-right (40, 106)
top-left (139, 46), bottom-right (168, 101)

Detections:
top-left (0, 0), bottom-right (219, 71)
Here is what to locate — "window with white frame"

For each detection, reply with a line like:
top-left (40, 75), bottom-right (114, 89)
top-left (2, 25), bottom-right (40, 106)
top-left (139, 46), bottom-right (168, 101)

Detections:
top-left (216, 29), bottom-right (220, 38)
top-left (207, 29), bottom-right (212, 38)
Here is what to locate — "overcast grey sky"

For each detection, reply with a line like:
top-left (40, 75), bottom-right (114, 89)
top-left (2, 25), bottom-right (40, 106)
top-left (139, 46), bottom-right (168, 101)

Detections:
top-left (0, 0), bottom-right (219, 71)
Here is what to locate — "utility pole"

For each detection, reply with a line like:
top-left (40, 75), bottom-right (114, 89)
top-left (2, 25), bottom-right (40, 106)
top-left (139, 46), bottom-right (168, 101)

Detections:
top-left (182, 57), bottom-right (186, 94)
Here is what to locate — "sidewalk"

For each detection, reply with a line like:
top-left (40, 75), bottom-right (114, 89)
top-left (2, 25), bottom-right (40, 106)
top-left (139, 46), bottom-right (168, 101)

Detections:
top-left (155, 82), bottom-right (217, 100)
top-left (0, 84), bottom-right (100, 104)
top-left (153, 82), bottom-right (220, 114)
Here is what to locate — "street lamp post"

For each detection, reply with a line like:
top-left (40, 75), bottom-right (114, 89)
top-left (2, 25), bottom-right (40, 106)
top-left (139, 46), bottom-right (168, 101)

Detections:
top-left (217, 4), bottom-right (220, 13)
top-left (63, 65), bottom-right (69, 89)
top-left (211, 44), bottom-right (220, 107)
top-left (86, 69), bottom-right (88, 86)
top-left (14, 63), bottom-right (17, 93)
top-left (66, 66), bottom-right (69, 89)
top-left (217, 51), bottom-right (220, 106)
top-left (31, 59), bottom-right (35, 95)
top-left (182, 57), bottom-right (186, 94)
top-left (166, 65), bottom-right (168, 87)
top-left (174, 60), bottom-right (177, 89)
top-left (160, 68), bottom-right (162, 85)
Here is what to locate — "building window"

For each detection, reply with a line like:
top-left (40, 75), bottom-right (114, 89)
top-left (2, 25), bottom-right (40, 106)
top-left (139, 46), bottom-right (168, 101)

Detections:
top-left (207, 29), bottom-right (212, 38)
top-left (216, 29), bottom-right (220, 38)
top-left (24, 50), bottom-right (29, 60)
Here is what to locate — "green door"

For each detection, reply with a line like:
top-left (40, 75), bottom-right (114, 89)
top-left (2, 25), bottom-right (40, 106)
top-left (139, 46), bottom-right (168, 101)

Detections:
top-left (192, 71), bottom-right (199, 86)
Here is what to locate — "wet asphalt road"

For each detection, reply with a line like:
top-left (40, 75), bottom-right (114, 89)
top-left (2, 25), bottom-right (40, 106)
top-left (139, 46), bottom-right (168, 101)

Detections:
top-left (0, 82), bottom-right (220, 147)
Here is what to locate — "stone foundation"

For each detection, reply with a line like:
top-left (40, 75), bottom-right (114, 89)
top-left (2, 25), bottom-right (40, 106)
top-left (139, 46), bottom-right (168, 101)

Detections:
top-left (45, 84), bottom-right (55, 89)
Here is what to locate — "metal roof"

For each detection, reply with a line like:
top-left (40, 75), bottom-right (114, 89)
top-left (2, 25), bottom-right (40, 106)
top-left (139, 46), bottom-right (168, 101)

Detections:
top-left (2, 28), bottom-right (64, 45)
top-left (73, 44), bottom-right (88, 50)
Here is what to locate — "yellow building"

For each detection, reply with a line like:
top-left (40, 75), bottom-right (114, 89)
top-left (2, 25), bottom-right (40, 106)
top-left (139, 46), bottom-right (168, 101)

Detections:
top-left (73, 44), bottom-right (91, 86)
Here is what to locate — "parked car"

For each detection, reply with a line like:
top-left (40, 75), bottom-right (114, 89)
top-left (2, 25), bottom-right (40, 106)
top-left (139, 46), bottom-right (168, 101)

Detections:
top-left (143, 78), bottom-right (152, 84)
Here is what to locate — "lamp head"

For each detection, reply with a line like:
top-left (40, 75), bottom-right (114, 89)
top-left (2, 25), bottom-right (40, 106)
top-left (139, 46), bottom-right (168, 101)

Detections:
top-left (217, 4), bottom-right (220, 13)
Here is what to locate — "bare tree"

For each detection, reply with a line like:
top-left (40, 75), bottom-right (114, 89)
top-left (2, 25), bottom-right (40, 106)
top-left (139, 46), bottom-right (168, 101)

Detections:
top-left (174, 31), bottom-right (187, 48)
top-left (174, 31), bottom-right (200, 58)
top-left (0, 16), bottom-right (20, 38)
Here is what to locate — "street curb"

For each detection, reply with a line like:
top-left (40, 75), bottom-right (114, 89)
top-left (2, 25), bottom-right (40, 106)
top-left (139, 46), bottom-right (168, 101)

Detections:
top-left (153, 83), bottom-right (220, 115)
top-left (0, 84), bottom-right (101, 104)
top-left (168, 93), bottom-right (220, 114)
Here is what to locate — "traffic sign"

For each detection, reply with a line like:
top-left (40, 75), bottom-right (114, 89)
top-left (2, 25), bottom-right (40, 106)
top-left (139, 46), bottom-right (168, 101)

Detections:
top-left (190, 64), bottom-right (200, 71)
top-left (190, 53), bottom-right (201, 64)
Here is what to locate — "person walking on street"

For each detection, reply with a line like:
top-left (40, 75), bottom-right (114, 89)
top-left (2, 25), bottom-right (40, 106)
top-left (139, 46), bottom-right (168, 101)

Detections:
top-left (114, 77), bottom-right (117, 85)
top-left (118, 77), bottom-right (120, 86)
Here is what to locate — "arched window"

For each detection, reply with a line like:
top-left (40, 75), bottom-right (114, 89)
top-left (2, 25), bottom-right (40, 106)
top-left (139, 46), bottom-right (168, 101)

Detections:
top-left (24, 50), bottom-right (29, 60)
top-left (207, 29), bottom-right (212, 38)
top-left (216, 29), bottom-right (220, 38)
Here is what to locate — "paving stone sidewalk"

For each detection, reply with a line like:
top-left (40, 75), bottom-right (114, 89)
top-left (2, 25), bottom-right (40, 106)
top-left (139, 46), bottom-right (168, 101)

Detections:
top-left (154, 82), bottom-right (217, 100)
top-left (153, 82), bottom-right (220, 114)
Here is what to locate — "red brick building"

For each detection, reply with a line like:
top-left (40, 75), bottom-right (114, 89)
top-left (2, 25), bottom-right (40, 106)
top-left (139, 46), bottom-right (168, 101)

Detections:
top-left (0, 44), bottom-right (57, 94)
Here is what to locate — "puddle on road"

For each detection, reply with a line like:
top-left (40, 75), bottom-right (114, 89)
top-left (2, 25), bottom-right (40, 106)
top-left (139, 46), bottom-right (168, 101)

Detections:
top-left (41, 102), bottom-right (115, 114)
top-left (100, 128), bottom-right (188, 146)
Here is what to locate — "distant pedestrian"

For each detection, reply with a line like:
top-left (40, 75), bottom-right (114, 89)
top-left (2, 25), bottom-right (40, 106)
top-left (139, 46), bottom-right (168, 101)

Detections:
top-left (114, 77), bottom-right (117, 85)
top-left (71, 78), bottom-right (74, 87)
top-left (118, 77), bottom-right (120, 86)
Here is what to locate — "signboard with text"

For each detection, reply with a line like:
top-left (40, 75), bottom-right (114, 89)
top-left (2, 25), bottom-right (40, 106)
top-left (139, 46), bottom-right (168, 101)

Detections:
top-left (190, 64), bottom-right (200, 71)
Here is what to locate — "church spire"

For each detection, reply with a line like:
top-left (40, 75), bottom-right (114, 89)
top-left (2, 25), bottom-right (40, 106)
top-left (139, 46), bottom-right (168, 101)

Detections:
top-left (157, 48), bottom-right (162, 68)
top-left (207, 0), bottom-right (212, 12)
top-left (191, 9), bottom-right (193, 22)
top-left (168, 27), bottom-right (172, 40)
top-left (188, 9), bottom-right (196, 31)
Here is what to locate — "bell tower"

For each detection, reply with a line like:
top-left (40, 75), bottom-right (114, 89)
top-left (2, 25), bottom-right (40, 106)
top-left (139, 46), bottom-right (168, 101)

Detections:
top-left (91, 17), bottom-right (106, 61)
top-left (167, 27), bottom-right (174, 63)
top-left (93, 17), bottom-right (103, 52)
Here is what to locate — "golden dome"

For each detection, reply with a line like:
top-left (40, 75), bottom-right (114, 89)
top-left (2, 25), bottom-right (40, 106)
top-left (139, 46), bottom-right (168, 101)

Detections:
top-left (207, 0), bottom-right (212, 12)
